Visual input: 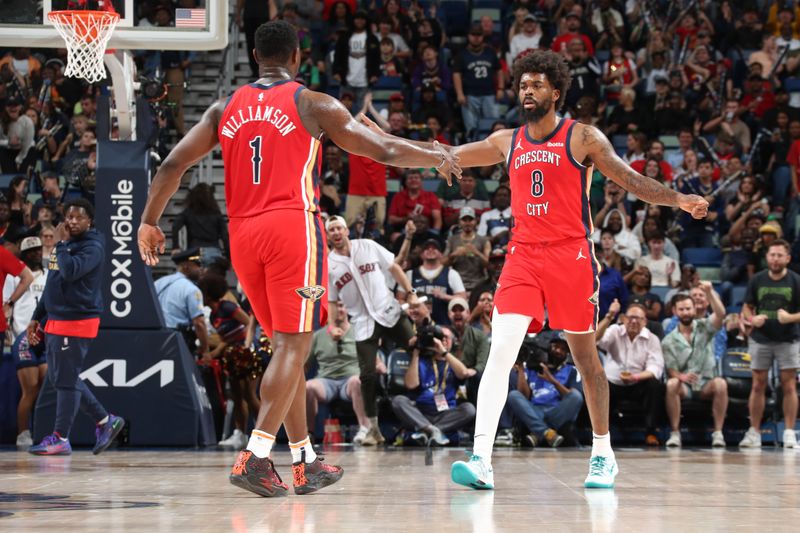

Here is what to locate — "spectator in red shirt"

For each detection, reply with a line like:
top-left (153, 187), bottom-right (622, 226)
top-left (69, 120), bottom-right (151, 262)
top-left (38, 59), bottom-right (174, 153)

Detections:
top-left (0, 245), bottom-right (34, 349)
top-left (345, 153), bottom-right (388, 233)
top-left (630, 139), bottom-right (674, 182)
top-left (388, 168), bottom-right (442, 238)
top-left (786, 119), bottom-right (800, 194)
top-left (741, 73), bottom-right (776, 120)
top-left (551, 13), bottom-right (594, 57)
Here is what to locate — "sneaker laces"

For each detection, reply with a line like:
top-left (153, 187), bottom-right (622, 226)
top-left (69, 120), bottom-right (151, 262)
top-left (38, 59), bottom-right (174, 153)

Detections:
top-left (42, 433), bottom-right (60, 446)
top-left (589, 456), bottom-right (609, 477)
top-left (467, 454), bottom-right (490, 477)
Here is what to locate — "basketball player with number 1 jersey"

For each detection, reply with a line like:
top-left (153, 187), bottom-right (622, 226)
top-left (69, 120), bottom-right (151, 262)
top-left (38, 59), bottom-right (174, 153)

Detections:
top-left (446, 50), bottom-right (709, 491)
top-left (139, 20), bottom-right (459, 498)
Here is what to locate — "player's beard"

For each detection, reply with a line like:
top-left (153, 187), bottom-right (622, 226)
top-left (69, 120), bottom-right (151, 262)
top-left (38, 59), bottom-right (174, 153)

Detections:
top-left (521, 98), bottom-right (552, 123)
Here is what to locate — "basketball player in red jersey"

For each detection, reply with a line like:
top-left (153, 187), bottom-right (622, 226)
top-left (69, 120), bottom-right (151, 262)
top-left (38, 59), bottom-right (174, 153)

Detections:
top-left (440, 51), bottom-right (707, 489)
top-left (137, 21), bottom-right (459, 497)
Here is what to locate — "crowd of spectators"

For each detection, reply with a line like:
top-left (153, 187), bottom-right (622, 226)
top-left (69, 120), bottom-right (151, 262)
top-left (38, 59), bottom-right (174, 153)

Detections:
top-left (5, 0), bottom-right (800, 449)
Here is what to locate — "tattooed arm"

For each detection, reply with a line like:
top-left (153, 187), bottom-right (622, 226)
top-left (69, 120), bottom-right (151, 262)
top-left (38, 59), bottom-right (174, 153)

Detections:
top-left (574, 124), bottom-right (709, 219)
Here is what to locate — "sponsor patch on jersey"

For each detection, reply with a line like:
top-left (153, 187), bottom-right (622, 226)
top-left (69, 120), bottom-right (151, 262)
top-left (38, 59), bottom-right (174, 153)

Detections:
top-left (295, 285), bottom-right (327, 301)
top-left (588, 289), bottom-right (599, 306)
top-left (546, 141), bottom-right (564, 147)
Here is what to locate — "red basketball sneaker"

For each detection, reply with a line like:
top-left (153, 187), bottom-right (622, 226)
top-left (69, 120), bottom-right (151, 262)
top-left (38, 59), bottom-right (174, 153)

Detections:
top-left (292, 451), bottom-right (344, 495)
top-left (229, 450), bottom-right (288, 497)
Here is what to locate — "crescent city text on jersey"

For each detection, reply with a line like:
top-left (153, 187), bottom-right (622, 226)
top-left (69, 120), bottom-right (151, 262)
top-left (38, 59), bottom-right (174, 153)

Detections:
top-left (220, 105), bottom-right (297, 139)
top-left (513, 149), bottom-right (561, 170)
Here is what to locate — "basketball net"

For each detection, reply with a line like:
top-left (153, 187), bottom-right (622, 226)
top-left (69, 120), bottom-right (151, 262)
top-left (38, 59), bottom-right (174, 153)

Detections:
top-left (48, 3), bottom-right (120, 83)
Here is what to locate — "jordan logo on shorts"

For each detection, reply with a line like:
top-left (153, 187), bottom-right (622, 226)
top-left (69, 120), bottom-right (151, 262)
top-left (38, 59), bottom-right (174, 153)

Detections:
top-left (295, 285), bottom-right (326, 301)
top-left (576, 248), bottom-right (587, 260)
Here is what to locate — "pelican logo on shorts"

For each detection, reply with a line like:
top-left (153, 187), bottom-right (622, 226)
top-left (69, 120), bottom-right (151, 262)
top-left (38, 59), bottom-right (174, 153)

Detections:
top-left (296, 285), bottom-right (327, 301)
top-left (588, 289), bottom-right (599, 306)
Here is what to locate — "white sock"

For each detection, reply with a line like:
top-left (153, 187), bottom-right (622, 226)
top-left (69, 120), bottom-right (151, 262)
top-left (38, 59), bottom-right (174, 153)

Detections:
top-left (246, 430), bottom-right (275, 459)
top-left (289, 436), bottom-right (317, 463)
top-left (97, 415), bottom-right (109, 425)
top-left (368, 416), bottom-right (379, 429)
top-left (592, 432), bottom-right (614, 458)
top-left (472, 312), bottom-right (532, 461)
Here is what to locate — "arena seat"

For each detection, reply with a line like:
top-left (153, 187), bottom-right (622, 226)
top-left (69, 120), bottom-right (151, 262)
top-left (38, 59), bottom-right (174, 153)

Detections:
top-left (649, 285), bottom-right (671, 303)
top-left (682, 247), bottom-right (723, 267)
top-left (471, 7), bottom-right (501, 23)
top-left (373, 76), bottom-right (403, 91)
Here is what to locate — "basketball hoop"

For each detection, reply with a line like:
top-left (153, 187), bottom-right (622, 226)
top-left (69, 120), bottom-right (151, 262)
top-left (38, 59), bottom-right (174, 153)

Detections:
top-left (48, 10), bottom-right (120, 83)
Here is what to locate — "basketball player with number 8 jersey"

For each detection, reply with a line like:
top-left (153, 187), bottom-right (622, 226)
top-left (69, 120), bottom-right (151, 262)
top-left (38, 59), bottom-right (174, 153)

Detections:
top-left (139, 21), bottom-right (459, 498)
top-left (445, 50), bottom-right (710, 492)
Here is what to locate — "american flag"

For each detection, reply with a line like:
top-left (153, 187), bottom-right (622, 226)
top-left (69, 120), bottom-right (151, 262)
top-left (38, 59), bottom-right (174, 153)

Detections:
top-left (175, 8), bottom-right (206, 28)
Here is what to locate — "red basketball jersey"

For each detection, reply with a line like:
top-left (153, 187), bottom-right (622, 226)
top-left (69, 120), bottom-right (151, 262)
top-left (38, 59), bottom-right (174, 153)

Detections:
top-left (218, 80), bottom-right (321, 218)
top-left (506, 118), bottom-right (594, 244)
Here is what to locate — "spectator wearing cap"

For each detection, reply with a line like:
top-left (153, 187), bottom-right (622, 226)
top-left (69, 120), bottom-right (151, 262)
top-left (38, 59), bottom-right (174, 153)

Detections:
top-left (702, 100), bottom-right (752, 155)
top-left (441, 169), bottom-right (491, 227)
top-left (393, 214), bottom-right (442, 269)
top-left (0, 95), bottom-right (35, 174)
top-left (565, 38), bottom-right (602, 112)
top-left (453, 24), bottom-right (502, 140)
top-left (596, 299), bottom-right (665, 446)
top-left (679, 158), bottom-right (721, 248)
top-left (508, 334), bottom-right (584, 448)
top-left (387, 168), bottom-right (442, 236)
top-left (444, 207), bottom-right (491, 292)
top-left (508, 13), bottom-right (544, 66)
top-left (333, 10), bottom-right (380, 112)
top-left (4, 236), bottom-right (46, 339)
top-left (9, 236), bottom-right (46, 450)
top-left (551, 12), bottom-right (594, 57)
top-left (154, 247), bottom-right (210, 359)
top-left (447, 296), bottom-right (489, 403)
top-left (399, 238), bottom-right (466, 325)
top-left (326, 215), bottom-right (416, 445)
top-left (411, 46), bottom-right (452, 94)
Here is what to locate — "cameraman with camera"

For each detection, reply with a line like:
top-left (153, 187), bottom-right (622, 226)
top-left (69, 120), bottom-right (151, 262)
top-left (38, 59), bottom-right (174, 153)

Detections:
top-left (507, 333), bottom-right (583, 448)
top-left (392, 324), bottom-right (476, 446)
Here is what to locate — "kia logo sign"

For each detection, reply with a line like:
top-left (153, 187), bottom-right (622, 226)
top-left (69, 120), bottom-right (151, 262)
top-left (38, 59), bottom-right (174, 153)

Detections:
top-left (79, 359), bottom-right (175, 388)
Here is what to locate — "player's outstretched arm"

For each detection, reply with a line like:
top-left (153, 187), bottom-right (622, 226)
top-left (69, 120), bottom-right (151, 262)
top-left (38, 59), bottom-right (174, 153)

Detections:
top-left (300, 91), bottom-right (461, 183)
top-left (577, 124), bottom-right (709, 219)
top-left (451, 129), bottom-right (512, 168)
top-left (138, 100), bottom-right (224, 266)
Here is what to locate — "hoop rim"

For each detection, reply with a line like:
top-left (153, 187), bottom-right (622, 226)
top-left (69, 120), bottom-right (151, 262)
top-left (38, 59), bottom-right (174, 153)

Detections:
top-left (47, 9), bottom-right (121, 25)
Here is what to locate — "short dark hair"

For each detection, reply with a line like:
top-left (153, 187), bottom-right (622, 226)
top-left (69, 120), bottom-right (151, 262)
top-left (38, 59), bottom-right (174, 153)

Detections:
top-left (255, 20), bottom-right (299, 64)
top-left (768, 239), bottom-right (791, 254)
top-left (197, 274), bottom-right (229, 301)
top-left (671, 293), bottom-right (693, 307)
top-left (64, 198), bottom-right (94, 220)
top-left (646, 229), bottom-right (665, 242)
top-left (512, 50), bottom-right (571, 111)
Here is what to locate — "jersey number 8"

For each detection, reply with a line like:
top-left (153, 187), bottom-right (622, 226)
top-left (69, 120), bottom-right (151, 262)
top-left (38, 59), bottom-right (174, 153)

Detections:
top-left (531, 169), bottom-right (544, 198)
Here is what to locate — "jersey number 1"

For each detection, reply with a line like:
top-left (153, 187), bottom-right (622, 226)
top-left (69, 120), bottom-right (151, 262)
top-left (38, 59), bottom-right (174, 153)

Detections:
top-left (249, 136), bottom-right (262, 184)
top-left (531, 169), bottom-right (544, 198)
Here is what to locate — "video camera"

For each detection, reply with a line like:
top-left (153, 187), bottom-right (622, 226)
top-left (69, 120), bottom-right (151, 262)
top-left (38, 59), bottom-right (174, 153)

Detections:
top-left (416, 322), bottom-right (444, 358)
top-left (516, 330), bottom-right (569, 371)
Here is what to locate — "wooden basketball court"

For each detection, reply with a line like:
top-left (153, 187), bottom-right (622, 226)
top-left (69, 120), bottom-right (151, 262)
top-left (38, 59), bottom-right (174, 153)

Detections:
top-left (1, 446), bottom-right (798, 531)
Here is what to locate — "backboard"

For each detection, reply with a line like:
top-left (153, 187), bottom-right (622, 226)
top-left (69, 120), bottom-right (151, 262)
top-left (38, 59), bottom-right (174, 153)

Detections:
top-left (0, 0), bottom-right (228, 51)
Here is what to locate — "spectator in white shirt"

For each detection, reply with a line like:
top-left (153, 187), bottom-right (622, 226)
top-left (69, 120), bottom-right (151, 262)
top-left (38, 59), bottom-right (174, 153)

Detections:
top-left (596, 300), bottom-right (665, 445)
top-left (477, 185), bottom-right (511, 249)
top-left (635, 231), bottom-right (680, 287)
